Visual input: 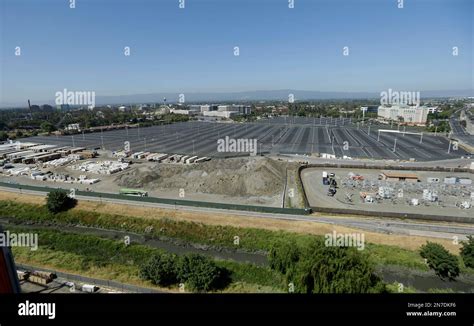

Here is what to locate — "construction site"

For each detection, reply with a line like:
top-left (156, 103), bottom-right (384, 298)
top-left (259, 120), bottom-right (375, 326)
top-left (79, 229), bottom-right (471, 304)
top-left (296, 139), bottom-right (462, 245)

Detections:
top-left (302, 167), bottom-right (474, 220)
top-left (0, 137), bottom-right (296, 207)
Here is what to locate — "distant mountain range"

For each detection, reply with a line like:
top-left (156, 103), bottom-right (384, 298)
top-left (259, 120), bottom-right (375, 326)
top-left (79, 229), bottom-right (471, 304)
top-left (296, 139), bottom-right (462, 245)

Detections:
top-left (2, 89), bottom-right (473, 108)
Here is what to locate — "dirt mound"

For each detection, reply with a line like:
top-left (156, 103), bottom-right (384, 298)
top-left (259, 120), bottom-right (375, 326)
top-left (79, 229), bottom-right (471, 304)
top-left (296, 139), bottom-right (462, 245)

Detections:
top-left (115, 157), bottom-right (290, 197)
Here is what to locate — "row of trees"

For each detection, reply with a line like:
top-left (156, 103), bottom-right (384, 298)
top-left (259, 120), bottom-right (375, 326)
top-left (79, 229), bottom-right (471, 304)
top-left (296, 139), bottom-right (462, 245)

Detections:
top-left (140, 253), bottom-right (229, 292)
top-left (269, 239), bottom-right (386, 293)
top-left (420, 237), bottom-right (474, 280)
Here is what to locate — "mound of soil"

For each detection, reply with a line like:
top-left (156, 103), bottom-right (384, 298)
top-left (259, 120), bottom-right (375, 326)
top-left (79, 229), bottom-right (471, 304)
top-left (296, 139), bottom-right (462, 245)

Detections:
top-left (115, 157), bottom-right (292, 197)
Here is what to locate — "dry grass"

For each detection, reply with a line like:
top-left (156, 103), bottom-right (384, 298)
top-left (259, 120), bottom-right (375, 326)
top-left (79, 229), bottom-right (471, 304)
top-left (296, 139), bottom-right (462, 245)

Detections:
top-left (0, 190), bottom-right (461, 253)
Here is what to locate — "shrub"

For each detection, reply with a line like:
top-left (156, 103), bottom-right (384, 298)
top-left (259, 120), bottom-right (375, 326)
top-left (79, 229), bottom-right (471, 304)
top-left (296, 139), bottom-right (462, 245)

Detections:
top-left (140, 254), bottom-right (179, 286)
top-left (46, 189), bottom-right (77, 213)
top-left (460, 236), bottom-right (474, 269)
top-left (140, 253), bottom-right (228, 292)
top-left (177, 254), bottom-right (224, 292)
top-left (420, 242), bottom-right (459, 280)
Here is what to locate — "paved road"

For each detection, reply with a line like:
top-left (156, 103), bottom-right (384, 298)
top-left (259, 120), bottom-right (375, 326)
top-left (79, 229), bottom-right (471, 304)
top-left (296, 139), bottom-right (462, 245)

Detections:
top-left (16, 263), bottom-right (163, 293)
top-left (450, 116), bottom-right (474, 149)
top-left (2, 186), bottom-right (474, 241)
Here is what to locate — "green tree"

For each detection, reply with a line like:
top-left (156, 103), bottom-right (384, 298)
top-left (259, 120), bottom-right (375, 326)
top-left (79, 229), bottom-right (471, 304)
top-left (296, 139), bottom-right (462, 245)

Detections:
top-left (269, 239), bottom-right (385, 293)
top-left (268, 241), bottom-right (300, 274)
top-left (0, 131), bottom-right (8, 141)
top-left (460, 236), bottom-right (474, 269)
top-left (46, 189), bottom-right (77, 213)
top-left (40, 122), bottom-right (56, 133)
top-left (420, 242), bottom-right (460, 280)
top-left (140, 254), bottom-right (179, 286)
top-left (177, 254), bottom-right (224, 292)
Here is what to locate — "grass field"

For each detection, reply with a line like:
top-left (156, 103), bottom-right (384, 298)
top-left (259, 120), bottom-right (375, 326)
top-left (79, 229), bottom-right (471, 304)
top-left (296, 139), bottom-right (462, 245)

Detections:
top-left (10, 227), bottom-right (285, 293)
top-left (2, 199), bottom-right (468, 274)
top-left (0, 190), bottom-right (463, 254)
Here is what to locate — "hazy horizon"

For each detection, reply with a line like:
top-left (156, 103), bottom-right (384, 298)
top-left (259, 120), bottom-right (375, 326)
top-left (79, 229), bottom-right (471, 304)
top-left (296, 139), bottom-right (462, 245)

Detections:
top-left (1, 0), bottom-right (472, 106)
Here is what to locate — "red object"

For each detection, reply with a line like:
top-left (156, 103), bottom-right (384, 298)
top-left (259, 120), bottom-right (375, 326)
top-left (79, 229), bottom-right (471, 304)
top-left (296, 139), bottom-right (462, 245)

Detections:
top-left (0, 227), bottom-right (21, 293)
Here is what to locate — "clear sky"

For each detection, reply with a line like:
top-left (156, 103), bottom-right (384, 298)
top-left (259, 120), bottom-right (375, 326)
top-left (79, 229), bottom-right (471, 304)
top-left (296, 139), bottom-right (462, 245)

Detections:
top-left (0, 0), bottom-right (472, 105)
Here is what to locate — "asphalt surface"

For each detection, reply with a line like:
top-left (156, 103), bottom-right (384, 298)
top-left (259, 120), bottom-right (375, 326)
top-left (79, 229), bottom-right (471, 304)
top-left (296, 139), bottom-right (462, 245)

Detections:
top-left (16, 263), bottom-right (163, 293)
top-left (450, 116), bottom-right (474, 148)
top-left (2, 186), bottom-right (473, 241)
top-left (22, 119), bottom-right (471, 161)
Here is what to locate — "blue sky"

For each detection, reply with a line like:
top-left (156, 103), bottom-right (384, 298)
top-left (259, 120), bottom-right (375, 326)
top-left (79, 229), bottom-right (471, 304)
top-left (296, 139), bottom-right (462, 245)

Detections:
top-left (0, 0), bottom-right (472, 105)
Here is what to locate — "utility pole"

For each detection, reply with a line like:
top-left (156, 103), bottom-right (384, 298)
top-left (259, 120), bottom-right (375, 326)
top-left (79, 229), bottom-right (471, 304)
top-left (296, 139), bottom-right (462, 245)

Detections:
top-left (392, 137), bottom-right (397, 153)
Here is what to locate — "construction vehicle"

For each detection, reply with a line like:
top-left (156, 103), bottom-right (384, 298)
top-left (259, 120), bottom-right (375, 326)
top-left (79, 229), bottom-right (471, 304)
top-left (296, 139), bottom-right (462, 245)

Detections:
top-left (327, 187), bottom-right (337, 197)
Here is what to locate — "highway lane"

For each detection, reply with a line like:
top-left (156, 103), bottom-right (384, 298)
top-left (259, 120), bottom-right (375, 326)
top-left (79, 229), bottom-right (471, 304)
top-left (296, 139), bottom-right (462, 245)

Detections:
top-left (2, 186), bottom-right (473, 241)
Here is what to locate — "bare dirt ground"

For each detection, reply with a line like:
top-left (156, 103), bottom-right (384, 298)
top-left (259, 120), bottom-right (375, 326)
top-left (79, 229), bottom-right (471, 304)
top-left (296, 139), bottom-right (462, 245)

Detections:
top-left (2, 156), bottom-right (301, 207)
top-left (0, 190), bottom-right (462, 253)
top-left (115, 157), bottom-right (294, 206)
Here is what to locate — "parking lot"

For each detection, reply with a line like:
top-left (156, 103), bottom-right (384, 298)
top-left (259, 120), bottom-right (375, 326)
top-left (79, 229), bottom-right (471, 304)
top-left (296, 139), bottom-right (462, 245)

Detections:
top-left (24, 119), bottom-right (471, 161)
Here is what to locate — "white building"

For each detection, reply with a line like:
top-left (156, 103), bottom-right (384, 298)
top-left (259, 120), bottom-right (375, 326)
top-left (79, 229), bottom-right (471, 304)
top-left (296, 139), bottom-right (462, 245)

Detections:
top-left (203, 111), bottom-right (239, 118)
top-left (377, 105), bottom-right (430, 125)
top-left (217, 105), bottom-right (251, 115)
top-left (65, 123), bottom-right (81, 132)
top-left (200, 105), bottom-right (210, 112)
top-left (170, 109), bottom-right (198, 116)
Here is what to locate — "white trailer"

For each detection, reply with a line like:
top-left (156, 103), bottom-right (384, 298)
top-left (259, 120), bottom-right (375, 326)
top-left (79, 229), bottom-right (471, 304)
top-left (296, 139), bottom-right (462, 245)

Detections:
top-left (185, 156), bottom-right (198, 164)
